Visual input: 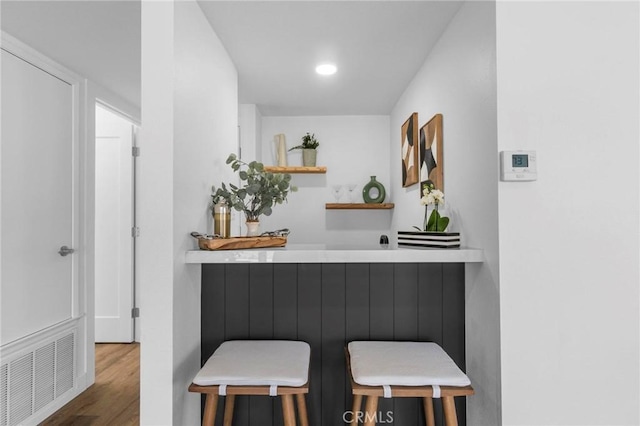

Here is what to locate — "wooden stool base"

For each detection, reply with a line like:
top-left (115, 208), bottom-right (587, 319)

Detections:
top-left (346, 349), bottom-right (473, 426)
top-left (189, 383), bottom-right (309, 426)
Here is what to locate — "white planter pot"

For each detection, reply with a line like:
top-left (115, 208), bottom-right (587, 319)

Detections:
top-left (302, 149), bottom-right (317, 167)
top-left (246, 221), bottom-right (260, 237)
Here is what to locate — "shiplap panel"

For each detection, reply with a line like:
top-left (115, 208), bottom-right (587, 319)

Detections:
top-left (443, 263), bottom-right (466, 425)
top-left (393, 263), bottom-right (420, 425)
top-left (273, 265), bottom-right (297, 339)
top-left (224, 264), bottom-right (249, 340)
top-left (419, 263), bottom-right (446, 425)
top-left (202, 264), bottom-right (225, 360)
top-left (321, 264), bottom-right (346, 426)
top-left (224, 264), bottom-right (250, 426)
top-left (368, 263), bottom-right (395, 419)
top-left (345, 264), bottom-right (370, 342)
top-left (200, 262), bottom-right (466, 426)
top-left (249, 264), bottom-right (274, 338)
top-left (418, 264), bottom-right (444, 344)
top-left (297, 264), bottom-right (322, 426)
top-left (249, 264), bottom-right (274, 426)
top-left (369, 264), bottom-right (395, 340)
top-left (201, 264), bottom-right (226, 426)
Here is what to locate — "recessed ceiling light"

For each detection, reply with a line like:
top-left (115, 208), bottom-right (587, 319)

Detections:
top-left (315, 63), bottom-right (337, 76)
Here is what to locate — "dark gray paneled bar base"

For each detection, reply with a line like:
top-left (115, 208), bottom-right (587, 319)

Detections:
top-left (201, 263), bottom-right (466, 426)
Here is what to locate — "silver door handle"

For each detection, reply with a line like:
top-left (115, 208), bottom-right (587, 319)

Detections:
top-left (58, 246), bottom-right (75, 256)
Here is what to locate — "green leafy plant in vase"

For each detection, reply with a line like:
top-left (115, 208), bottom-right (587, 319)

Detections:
top-left (288, 132), bottom-right (319, 167)
top-left (211, 153), bottom-right (297, 236)
top-left (414, 180), bottom-right (449, 232)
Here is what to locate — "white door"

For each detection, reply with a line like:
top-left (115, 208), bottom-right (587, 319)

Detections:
top-left (94, 104), bottom-right (134, 343)
top-left (1, 49), bottom-right (76, 345)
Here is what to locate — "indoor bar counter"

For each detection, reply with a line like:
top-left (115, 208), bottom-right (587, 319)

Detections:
top-left (186, 245), bottom-right (483, 425)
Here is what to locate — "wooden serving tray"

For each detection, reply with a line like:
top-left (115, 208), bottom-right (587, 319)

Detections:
top-left (191, 232), bottom-right (287, 250)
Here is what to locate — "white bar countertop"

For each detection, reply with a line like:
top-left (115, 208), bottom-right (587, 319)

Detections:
top-left (185, 244), bottom-right (484, 264)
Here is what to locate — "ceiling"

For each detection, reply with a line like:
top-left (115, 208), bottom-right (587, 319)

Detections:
top-left (0, 1), bottom-right (463, 117)
top-left (198, 1), bottom-right (463, 116)
top-left (1, 0), bottom-right (141, 109)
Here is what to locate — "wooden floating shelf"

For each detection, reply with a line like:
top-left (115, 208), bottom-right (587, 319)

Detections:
top-left (325, 203), bottom-right (395, 210)
top-left (263, 166), bottom-right (327, 174)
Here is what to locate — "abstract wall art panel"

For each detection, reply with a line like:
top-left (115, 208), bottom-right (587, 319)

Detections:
top-left (401, 112), bottom-right (419, 187)
top-left (419, 114), bottom-right (444, 193)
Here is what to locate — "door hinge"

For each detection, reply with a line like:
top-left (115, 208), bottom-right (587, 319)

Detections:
top-left (131, 226), bottom-right (140, 238)
top-left (132, 146), bottom-right (140, 157)
top-left (132, 307), bottom-right (140, 318)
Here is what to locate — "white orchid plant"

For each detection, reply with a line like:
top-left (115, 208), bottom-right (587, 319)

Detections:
top-left (414, 181), bottom-right (449, 232)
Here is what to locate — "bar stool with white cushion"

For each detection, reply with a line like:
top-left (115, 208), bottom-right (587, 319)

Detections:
top-left (189, 340), bottom-right (310, 426)
top-left (346, 341), bottom-right (473, 426)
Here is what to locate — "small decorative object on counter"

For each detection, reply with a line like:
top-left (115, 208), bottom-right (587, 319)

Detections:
top-left (397, 231), bottom-right (460, 249)
top-left (211, 153), bottom-right (297, 237)
top-left (415, 180), bottom-right (449, 232)
top-left (289, 132), bottom-right (319, 167)
top-left (213, 199), bottom-right (231, 238)
top-left (362, 176), bottom-right (386, 204)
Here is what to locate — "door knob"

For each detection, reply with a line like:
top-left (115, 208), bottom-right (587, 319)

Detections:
top-left (58, 246), bottom-right (75, 256)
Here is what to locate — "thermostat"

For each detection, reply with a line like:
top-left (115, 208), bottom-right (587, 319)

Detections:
top-left (500, 151), bottom-right (537, 181)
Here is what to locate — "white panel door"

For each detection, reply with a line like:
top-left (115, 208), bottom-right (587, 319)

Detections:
top-left (94, 105), bottom-right (134, 342)
top-left (1, 50), bottom-right (75, 346)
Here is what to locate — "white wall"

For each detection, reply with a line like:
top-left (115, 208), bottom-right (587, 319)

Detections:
top-left (496, 2), bottom-right (639, 425)
top-left (140, 0), bottom-right (238, 424)
top-left (237, 104), bottom-right (262, 235)
top-left (139, 1), bottom-right (175, 422)
top-left (239, 104), bottom-right (261, 162)
top-left (390, 2), bottom-right (500, 425)
top-left (259, 115), bottom-right (391, 244)
top-left (173, 1), bottom-right (238, 424)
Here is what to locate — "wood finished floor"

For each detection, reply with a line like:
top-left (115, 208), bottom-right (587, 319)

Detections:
top-left (40, 343), bottom-right (140, 426)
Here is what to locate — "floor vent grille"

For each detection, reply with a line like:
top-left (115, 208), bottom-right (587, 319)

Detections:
top-left (55, 334), bottom-right (74, 398)
top-left (8, 354), bottom-right (32, 426)
top-left (34, 343), bottom-right (55, 412)
top-left (0, 330), bottom-right (75, 426)
top-left (1, 364), bottom-right (8, 426)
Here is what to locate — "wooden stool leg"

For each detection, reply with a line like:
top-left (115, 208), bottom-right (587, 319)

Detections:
top-left (223, 395), bottom-right (235, 426)
top-left (296, 393), bottom-right (309, 426)
top-left (423, 397), bottom-right (435, 426)
top-left (363, 396), bottom-right (379, 426)
top-left (442, 396), bottom-right (458, 426)
top-left (351, 394), bottom-right (363, 424)
top-left (282, 394), bottom-right (297, 426)
top-left (203, 394), bottom-right (218, 426)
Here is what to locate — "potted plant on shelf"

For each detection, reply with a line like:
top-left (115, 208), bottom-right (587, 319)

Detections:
top-left (415, 181), bottom-right (449, 232)
top-left (288, 132), bottom-right (319, 167)
top-left (397, 180), bottom-right (460, 249)
top-left (211, 153), bottom-right (297, 236)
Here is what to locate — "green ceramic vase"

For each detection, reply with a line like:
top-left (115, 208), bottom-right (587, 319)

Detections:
top-left (362, 176), bottom-right (385, 203)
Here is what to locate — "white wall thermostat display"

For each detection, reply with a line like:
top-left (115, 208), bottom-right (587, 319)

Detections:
top-left (500, 150), bottom-right (537, 181)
